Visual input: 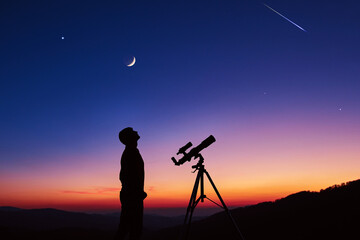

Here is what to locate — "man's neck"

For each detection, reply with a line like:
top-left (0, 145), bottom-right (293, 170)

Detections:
top-left (126, 143), bottom-right (138, 149)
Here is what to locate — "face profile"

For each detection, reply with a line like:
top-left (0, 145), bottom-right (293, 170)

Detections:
top-left (119, 127), bottom-right (140, 146)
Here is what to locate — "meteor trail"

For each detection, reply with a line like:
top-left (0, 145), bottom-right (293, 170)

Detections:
top-left (264, 3), bottom-right (306, 32)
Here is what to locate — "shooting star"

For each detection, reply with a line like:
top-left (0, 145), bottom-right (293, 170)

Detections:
top-left (264, 3), bottom-right (306, 32)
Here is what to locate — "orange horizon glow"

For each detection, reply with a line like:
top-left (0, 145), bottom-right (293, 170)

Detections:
top-left (1, 174), bottom-right (359, 213)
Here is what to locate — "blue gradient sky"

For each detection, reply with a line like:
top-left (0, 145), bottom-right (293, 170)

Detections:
top-left (1, 0), bottom-right (360, 213)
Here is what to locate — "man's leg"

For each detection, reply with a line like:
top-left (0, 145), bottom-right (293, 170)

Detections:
top-left (115, 192), bottom-right (131, 240)
top-left (129, 199), bottom-right (143, 240)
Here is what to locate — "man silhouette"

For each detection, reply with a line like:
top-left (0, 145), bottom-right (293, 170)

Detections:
top-left (115, 127), bottom-right (147, 240)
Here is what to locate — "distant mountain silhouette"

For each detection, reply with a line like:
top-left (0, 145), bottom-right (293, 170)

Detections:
top-left (147, 179), bottom-right (360, 240)
top-left (0, 208), bottom-right (186, 239)
top-left (1, 179), bottom-right (359, 240)
top-left (0, 206), bottom-right (21, 212)
top-left (0, 208), bottom-right (117, 231)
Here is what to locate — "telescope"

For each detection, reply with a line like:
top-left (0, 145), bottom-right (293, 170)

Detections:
top-left (171, 135), bottom-right (216, 166)
top-left (171, 135), bottom-right (246, 240)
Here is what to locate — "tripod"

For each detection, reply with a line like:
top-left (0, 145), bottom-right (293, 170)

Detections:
top-left (181, 155), bottom-right (245, 240)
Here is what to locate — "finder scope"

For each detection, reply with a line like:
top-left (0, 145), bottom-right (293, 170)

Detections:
top-left (171, 135), bottom-right (216, 166)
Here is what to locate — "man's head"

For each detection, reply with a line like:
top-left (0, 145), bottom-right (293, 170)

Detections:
top-left (119, 127), bottom-right (140, 146)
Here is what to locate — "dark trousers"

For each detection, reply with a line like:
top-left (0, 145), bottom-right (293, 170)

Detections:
top-left (115, 191), bottom-right (144, 240)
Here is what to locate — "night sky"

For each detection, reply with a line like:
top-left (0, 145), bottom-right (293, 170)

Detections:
top-left (1, 0), bottom-right (360, 214)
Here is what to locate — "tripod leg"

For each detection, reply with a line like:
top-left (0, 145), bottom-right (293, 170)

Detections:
top-left (200, 167), bottom-right (204, 202)
top-left (185, 169), bottom-right (205, 240)
top-left (185, 196), bottom-right (202, 240)
top-left (184, 170), bottom-right (201, 225)
top-left (204, 170), bottom-right (245, 240)
top-left (181, 170), bottom-right (201, 240)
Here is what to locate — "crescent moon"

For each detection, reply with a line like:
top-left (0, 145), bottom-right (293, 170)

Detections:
top-left (127, 56), bottom-right (136, 67)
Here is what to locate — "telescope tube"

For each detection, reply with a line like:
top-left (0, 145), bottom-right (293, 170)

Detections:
top-left (176, 135), bottom-right (216, 165)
